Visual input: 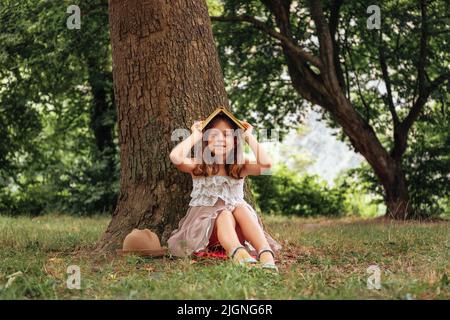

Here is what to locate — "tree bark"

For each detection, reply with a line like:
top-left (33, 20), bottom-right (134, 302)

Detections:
top-left (96, 0), bottom-right (256, 252)
top-left (382, 161), bottom-right (410, 219)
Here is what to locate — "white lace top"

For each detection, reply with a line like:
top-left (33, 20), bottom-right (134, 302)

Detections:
top-left (189, 175), bottom-right (245, 207)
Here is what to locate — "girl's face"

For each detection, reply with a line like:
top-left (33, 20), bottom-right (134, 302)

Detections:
top-left (205, 120), bottom-right (235, 159)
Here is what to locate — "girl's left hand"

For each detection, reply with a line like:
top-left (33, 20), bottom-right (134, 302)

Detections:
top-left (241, 120), bottom-right (254, 139)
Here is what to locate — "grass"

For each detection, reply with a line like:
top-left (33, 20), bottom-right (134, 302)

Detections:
top-left (0, 214), bottom-right (449, 299)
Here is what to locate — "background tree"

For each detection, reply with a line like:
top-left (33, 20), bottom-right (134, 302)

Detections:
top-left (347, 100), bottom-right (449, 216)
top-left (210, 0), bottom-right (449, 218)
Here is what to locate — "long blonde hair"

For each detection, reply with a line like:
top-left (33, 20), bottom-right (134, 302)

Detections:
top-left (192, 114), bottom-right (244, 179)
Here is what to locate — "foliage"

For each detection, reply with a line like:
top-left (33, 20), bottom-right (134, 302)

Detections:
top-left (334, 171), bottom-right (384, 218)
top-left (212, 0), bottom-right (304, 138)
top-left (0, 0), bottom-right (118, 215)
top-left (250, 165), bottom-right (346, 216)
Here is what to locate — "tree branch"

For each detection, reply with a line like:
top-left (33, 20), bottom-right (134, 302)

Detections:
top-left (345, 41), bottom-right (371, 122)
top-left (308, 0), bottom-right (342, 95)
top-left (400, 0), bottom-right (449, 135)
top-left (328, 0), bottom-right (346, 93)
top-left (378, 31), bottom-right (400, 126)
top-left (210, 14), bottom-right (322, 69)
top-left (391, 0), bottom-right (449, 159)
top-left (402, 71), bottom-right (450, 133)
top-left (417, 0), bottom-right (428, 98)
top-left (257, 0), bottom-right (334, 106)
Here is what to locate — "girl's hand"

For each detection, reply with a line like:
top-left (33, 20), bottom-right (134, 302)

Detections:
top-left (191, 121), bottom-right (202, 134)
top-left (241, 120), bottom-right (254, 140)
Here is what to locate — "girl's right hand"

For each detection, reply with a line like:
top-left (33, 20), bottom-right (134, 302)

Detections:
top-left (191, 121), bottom-right (202, 134)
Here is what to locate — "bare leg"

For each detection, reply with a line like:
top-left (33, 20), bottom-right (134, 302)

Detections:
top-left (215, 210), bottom-right (242, 254)
top-left (232, 204), bottom-right (275, 265)
top-left (216, 210), bottom-right (255, 263)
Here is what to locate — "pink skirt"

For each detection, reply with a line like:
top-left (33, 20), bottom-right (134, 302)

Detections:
top-left (167, 198), bottom-right (282, 257)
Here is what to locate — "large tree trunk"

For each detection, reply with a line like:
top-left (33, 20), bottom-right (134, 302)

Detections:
top-left (382, 161), bottom-right (410, 219)
top-left (97, 0), bottom-right (255, 252)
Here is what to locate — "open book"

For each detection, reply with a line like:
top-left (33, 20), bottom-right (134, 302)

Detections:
top-left (200, 106), bottom-right (247, 131)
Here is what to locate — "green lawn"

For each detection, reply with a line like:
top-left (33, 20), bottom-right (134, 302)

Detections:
top-left (0, 214), bottom-right (448, 299)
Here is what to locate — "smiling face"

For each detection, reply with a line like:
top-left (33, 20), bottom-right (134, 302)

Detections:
top-left (205, 119), bottom-right (235, 159)
top-left (193, 114), bottom-right (245, 178)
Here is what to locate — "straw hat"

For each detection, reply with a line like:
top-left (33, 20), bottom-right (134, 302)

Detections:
top-left (116, 228), bottom-right (167, 257)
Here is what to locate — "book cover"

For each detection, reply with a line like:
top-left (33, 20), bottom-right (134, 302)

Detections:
top-left (200, 106), bottom-right (247, 131)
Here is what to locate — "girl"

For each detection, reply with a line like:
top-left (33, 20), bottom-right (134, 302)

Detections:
top-left (167, 113), bottom-right (282, 271)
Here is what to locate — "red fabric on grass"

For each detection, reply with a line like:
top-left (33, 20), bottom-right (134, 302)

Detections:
top-left (192, 223), bottom-right (257, 260)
